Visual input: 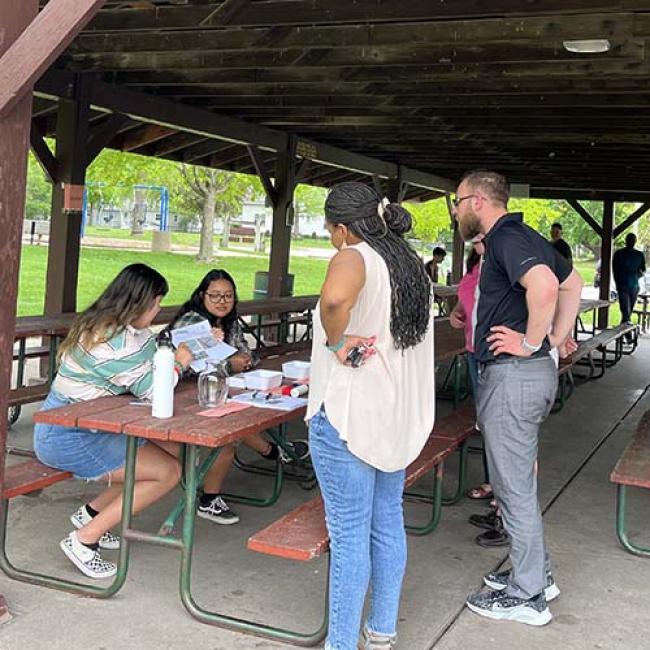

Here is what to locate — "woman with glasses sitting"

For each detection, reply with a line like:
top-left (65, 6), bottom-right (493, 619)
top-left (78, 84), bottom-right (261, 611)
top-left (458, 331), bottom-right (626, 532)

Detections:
top-left (170, 269), bottom-right (309, 525)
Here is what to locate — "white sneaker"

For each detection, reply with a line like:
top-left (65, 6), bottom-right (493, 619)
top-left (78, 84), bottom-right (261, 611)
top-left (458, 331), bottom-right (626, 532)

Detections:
top-left (70, 505), bottom-right (120, 550)
top-left (60, 531), bottom-right (117, 579)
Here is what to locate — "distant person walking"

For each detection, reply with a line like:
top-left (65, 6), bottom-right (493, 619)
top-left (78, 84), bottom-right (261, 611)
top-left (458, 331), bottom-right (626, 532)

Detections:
top-left (613, 232), bottom-right (646, 325)
top-left (308, 182), bottom-right (435, 649)
top-left (549, 222), bottom-right (572, 264)
top-left (453, 171), bottom-right (583, 627)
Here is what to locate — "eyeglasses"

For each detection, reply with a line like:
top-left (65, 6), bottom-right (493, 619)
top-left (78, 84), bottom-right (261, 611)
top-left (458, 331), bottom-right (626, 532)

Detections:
top-left (452, 194), bottom-right (477, 208)
top-left (205, 292), bottom-right (234, 304)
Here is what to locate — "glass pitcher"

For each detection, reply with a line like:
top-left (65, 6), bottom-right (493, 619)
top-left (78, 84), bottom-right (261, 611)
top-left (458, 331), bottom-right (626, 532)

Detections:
top-left (197, 362), bottom-right (229, 408)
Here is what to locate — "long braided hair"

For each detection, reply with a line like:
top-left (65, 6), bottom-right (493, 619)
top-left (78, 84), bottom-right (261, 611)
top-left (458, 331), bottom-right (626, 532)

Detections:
top-left (324, 182), bottom-right (432, 350)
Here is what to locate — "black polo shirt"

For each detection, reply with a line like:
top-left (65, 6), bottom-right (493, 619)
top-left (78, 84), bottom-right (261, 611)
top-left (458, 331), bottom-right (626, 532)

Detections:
top-left (474, 212), bottom-right (572, 363)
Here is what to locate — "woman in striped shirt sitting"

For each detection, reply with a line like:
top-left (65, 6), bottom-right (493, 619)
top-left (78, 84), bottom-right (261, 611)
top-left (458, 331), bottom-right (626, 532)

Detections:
top-left (34, 263), bottom-right (192, 580)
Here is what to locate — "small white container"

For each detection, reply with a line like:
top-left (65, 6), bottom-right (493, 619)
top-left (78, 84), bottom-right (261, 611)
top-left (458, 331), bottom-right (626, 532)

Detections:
top-left (282, 361), bottom-right (311, 380)
top-left (227, 374), bottom-right (247, 389)
top-left (243, 369), bottom-right (283, 390)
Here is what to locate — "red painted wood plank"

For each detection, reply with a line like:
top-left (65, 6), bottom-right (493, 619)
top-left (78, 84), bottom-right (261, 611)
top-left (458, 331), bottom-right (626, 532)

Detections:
top-left (248, 496), bottom-right (327, 562)
top-left (33, 394), bottom-right (131, 427)
top-left (2, 460), bottom-right (71, 499)
top-left (610, 411), bottom-right (650, 488)
top-left (0, 0), bottom-right (106, 119)
top-left (429, 404), bottom-right (475, 441)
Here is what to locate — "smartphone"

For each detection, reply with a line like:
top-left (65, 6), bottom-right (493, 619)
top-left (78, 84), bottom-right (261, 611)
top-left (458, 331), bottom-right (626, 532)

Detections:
top-left (346, 344), bottom-right (373, 368)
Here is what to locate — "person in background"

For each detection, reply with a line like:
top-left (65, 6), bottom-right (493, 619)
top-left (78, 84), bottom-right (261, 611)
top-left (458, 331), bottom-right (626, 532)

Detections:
top-left (170, 269), bottom-right (309, 525)
top-left (453, 171), bottom-right (583, 627)
top-left (449, 237), bottom-right (492, 502)
top-left (549, 222), bottom-right (572, 264)
top-left (308, 182), bottom-right (435, 649)
top-left (425, 246), bottom-right (447, 283)
top-left (613, 232), bottom-right (646, 328)
top-left (34, 264), bottom-right (191, 579)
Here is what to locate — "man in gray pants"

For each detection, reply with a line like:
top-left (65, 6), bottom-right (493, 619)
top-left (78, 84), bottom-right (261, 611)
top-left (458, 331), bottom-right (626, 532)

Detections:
top-left (453, 171), bottom-right (583, 626)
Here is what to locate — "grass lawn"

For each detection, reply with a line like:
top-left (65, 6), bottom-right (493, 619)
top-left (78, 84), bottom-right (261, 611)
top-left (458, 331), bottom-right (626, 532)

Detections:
top-left (84, 226), bottom-right (331, 250)
top-left (18, 244), bottom-right (328, 316)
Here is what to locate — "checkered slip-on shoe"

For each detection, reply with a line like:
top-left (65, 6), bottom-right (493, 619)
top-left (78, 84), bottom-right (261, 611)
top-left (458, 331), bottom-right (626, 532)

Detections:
top-left (70, 505), bottom-right (120, 550)
top-left (60, 531), bottom-right (117, 580)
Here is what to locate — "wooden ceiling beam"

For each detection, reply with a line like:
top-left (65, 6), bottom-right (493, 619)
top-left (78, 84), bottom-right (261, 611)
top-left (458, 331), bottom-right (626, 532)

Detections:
top-left (70, 13), bottom-right (633, 54)
top-left (86, 2), bottom-right (636, 32)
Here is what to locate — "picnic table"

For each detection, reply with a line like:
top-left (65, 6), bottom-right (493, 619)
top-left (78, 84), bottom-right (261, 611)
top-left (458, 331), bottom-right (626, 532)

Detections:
top-left (633, 293), bottom-right (649, 333)
top-left (29, 365), bottom-right (319, 645)
top-left (576, 298), bottom-right (611, 338)
top-left (432, 283), bottom-right (458, 316)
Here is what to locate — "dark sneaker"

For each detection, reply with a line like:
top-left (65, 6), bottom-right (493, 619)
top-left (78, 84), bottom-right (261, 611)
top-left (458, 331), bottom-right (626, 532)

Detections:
top-left (278, 439), bottom-right (310, 464)
top-left (475, 516), bottom-right (509, 548)
top-left (484, 569), bottom-right (560, 602)
top-left (197, 496), bottom-right (240, 525)
top-left (466, 590), bottom-right (552, 626)
top-left (358, 626), bottom-right (396, 649)
top-left (476, 527), bottom-right (509, 548)
top-left (60, 531), bottom-right (117, 579)
top-left (70, 505), bottom-right (120, 550)
top-left (469, 509), bottom-right (498, 530)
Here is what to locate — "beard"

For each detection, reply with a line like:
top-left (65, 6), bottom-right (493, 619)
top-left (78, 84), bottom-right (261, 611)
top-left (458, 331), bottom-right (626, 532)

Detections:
top-left (458, 212), bottom-right (482, 242)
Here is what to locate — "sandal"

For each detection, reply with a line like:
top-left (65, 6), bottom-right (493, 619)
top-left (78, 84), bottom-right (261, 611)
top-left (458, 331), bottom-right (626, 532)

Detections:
top-left (466, 484), bottom-right (494, 500)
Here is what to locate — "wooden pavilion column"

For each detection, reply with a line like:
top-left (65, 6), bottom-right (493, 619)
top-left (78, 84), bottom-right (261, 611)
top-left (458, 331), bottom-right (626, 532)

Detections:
top-left (44, 77), bottom-right (92, 315)
top-left (248, 138), bottom-right (299, 298)
top-left (598, 199), bottom-right (615, 329)
top-left (0, 0), bottom-right (40, 625)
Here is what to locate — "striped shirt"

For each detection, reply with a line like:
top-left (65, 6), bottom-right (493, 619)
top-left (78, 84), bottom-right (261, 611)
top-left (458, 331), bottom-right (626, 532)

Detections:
top-left (52, 325), bottom-right (177, 402)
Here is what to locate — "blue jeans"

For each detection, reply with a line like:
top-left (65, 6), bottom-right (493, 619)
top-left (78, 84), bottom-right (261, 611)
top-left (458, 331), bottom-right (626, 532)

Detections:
top-left (309, 408), bottom-right (406, 650)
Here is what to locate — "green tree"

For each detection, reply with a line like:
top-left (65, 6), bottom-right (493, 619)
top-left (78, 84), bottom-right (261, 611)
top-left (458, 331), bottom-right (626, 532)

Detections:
top-left (293, 184), bottom-right (327, 237)
top-left (405, 197), bottom-right (453, 244)
top-left (177, 166), bottom-right (258, 262)
top-left (25, 152), bottom-right (52, 220)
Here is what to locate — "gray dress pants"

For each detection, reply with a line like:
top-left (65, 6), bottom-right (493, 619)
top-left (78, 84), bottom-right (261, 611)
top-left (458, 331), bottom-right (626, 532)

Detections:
top-left (477, 356), bottom-right (557, 600)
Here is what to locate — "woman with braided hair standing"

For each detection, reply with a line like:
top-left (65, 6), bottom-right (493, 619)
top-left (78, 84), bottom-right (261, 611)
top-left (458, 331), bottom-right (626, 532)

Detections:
top-left (307, 182), bottom-right (435, 649)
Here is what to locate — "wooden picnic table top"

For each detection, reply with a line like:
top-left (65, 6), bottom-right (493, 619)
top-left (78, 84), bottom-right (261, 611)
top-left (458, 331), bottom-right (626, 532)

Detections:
top-left (33, 381), bottom-right (308, 448)
top-left (578, 298), bottom-right (611, 313)
top-left (432, 284), bottom-right (458, 298)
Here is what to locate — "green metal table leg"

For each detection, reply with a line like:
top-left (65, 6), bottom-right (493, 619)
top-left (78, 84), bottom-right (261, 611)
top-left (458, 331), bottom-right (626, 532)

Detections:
top-left (0, 434), bottom-right (139, 598)
top-left (179, 444), bottom-right (328, 646)
top-left (615, 484), bottom-right (650, 557)
top-left (222, 460), bottom-right (283, 507)
top-left (441, 441), bottom-right (468, 506)
top-left (405, 464), bottom-right (443, 536)
top-left (160, 447), bottom-right (222, 535)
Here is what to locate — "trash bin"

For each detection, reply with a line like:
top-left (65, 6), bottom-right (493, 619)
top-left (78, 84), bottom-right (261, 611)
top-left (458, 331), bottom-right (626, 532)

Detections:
top-left (252, 272), bottom-right (295, 342)
top-left (253, 271), bottom-right (294, 299)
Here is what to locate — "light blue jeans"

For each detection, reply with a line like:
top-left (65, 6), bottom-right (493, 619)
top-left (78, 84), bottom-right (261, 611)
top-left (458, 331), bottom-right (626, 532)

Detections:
top-left (309, 407), bottom-right (406, 650)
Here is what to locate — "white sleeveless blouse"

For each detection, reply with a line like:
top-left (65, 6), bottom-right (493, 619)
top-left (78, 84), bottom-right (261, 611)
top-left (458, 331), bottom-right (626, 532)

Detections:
top-left (307, 242), bottom-right (435, 472)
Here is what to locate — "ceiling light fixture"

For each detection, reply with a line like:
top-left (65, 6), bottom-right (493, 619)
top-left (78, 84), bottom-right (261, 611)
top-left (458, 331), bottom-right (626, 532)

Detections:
top-left (563, 39), bottom-right (611, 54)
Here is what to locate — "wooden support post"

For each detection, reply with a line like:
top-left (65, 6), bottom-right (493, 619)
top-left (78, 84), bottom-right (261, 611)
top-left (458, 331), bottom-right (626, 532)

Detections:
top-left (268, 140), bottom-right (297, 297)
top-left (451, 223), bottom-right (465, 284)
top-left (44, 77), bottom-right (92, 315)
top-left (0, 0), bottom-right (39, 625)
top-left (598, 199), bottom-right (615, 330)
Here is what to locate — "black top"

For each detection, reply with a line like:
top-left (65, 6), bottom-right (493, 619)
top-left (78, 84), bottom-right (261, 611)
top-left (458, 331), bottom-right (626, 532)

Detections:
top-left (424, 259), bottom-right (439, 283)
top-left (612, 247), bottom-right (646, 290)
top-left (474, 213), bottom-right (572, 363)
top-left (551, 238), bottom-right (572, 263)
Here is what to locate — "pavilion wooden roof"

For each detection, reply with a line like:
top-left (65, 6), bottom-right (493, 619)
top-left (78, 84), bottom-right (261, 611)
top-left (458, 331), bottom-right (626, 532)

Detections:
top-left (33, 1), bottom-right (650, 201)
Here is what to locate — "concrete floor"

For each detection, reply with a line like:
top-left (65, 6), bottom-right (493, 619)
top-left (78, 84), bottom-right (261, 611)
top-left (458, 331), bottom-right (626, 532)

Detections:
top-left (1, 337), bottom-right (649, 650)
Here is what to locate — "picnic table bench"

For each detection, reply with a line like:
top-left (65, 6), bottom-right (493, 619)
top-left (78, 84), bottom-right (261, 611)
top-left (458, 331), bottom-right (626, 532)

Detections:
top-left (610, 410), bottom-right (650, 557)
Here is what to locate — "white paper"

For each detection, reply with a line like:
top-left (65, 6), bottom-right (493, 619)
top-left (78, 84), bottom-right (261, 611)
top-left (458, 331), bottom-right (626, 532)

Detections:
top-left (170, 319), bottom-right (238, 372)
top-left (229, 391), bottom-right (308, 412)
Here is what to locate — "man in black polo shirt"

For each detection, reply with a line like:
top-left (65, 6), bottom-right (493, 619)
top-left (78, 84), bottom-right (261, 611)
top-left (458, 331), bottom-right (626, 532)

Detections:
top-left (453, 171), bottom-right (583, 626)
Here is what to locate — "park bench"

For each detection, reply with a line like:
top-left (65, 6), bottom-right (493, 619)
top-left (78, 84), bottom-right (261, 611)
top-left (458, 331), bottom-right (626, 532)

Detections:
top-left (0, 459), bottom-right (73, 582)
top-left (555, 323), bottom-right (639, 411)
top-left (247, 403), bottom-right (476, 561)
top-left (609, 409), bottom-right (650, 557)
